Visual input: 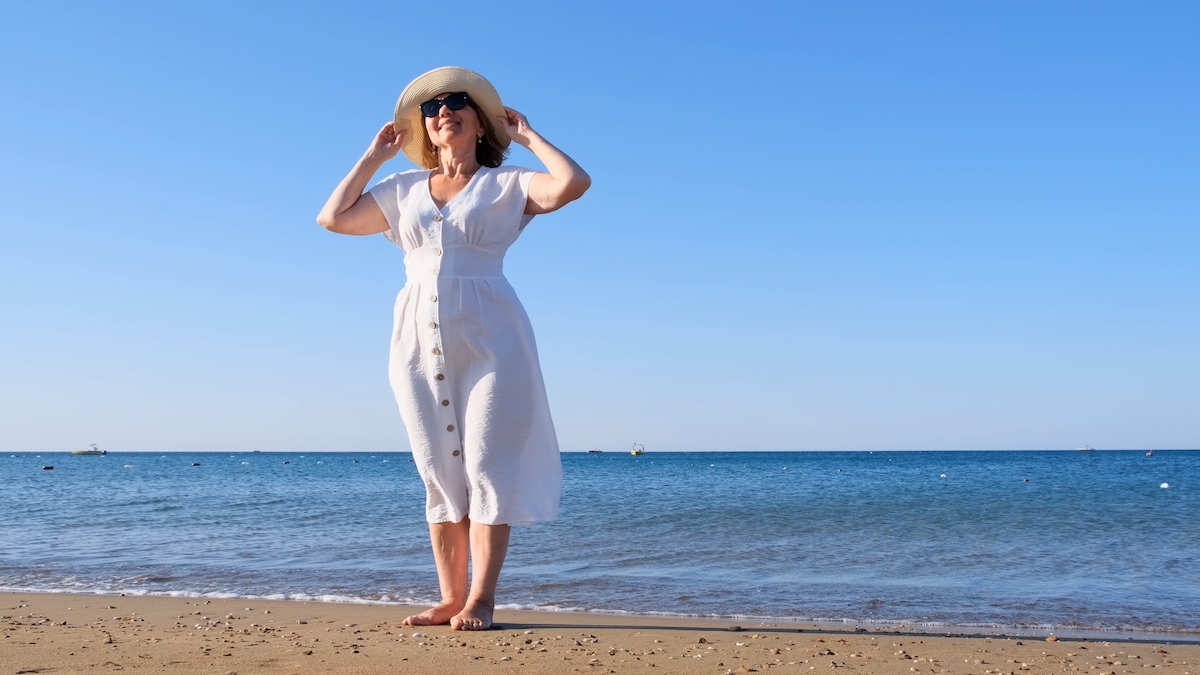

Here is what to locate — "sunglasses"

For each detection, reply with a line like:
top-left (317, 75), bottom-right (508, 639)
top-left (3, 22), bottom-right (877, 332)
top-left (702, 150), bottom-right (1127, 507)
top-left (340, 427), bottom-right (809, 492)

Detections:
top-left (420, 92), bottom-right (472, 117)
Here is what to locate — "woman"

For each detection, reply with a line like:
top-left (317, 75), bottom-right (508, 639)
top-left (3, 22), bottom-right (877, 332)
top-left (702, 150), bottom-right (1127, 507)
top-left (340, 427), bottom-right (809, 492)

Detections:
top-left (317, 66), bottom-right (590, 631)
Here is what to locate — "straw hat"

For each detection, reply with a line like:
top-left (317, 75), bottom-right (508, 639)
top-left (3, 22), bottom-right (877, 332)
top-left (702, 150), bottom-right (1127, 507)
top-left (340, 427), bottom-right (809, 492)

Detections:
top-left (393, 66), bottom-right (509, 167)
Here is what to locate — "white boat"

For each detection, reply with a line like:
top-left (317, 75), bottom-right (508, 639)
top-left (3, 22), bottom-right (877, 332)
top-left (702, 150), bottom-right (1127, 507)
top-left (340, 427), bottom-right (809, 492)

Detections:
top-left (1076, 445), bottom-right (1095, 452)
top-left (630, 443), bottom-right (645, 456)
top-left (72, 443), bottom-right (107, 456)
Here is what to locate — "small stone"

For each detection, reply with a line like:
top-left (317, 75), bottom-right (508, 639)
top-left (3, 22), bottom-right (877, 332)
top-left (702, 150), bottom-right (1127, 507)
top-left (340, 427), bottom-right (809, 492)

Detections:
top-left (1047, 636), bottom-right (1059, 642)
top-left (411, 632), bottom-right (422, 638)
top-left (728, 625), bottom-right (744, 632)
top-left (698, 637), bottom-right (709, 644)
top-left (524, 629), bottom-right (534, 634)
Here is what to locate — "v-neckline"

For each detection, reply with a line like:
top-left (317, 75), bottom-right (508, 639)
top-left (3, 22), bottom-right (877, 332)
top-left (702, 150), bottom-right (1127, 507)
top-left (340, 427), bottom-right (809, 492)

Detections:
top-left (427, 166), bottom-right (487, 212)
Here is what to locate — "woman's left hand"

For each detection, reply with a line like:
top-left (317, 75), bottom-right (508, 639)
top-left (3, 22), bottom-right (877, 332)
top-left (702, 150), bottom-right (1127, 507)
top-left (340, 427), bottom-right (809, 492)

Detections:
top-left (497, 107), bottom-right (536, 147)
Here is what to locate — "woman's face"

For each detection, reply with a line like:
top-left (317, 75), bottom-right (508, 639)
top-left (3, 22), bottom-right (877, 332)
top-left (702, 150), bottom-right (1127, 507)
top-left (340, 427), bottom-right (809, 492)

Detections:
top-left (424, 91), bottom-right (482, 149)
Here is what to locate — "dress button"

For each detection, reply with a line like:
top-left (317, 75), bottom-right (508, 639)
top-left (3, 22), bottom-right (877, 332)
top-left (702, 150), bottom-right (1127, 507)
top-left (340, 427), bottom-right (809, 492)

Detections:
top-left (430, 295), bottom-right (437, 302)
top-left (441, 399), bottom-right (449, 406)
top-left (452, 450), bottom-right (461, 457)
top-left (435, 248), bottom-right (443, 256)
top-left (431, 347), bottom-right (441, 355)
top-left (447, 424), bottom-right (455, 432)
top-left (432, 268), bottom-right (440, 276)
top-left (436, 374), bottom-right (445, 381)
top-left (434, 214), bottom-right (442, 222)
top-left (429, 321), bottom-right (437, 329)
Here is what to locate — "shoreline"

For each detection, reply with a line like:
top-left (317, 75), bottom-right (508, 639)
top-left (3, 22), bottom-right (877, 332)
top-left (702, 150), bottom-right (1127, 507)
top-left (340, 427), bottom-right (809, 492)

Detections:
top-left (4, 592), bottom-right (1199, 675)
top-left (4, 588), bottom-right (1198, 645)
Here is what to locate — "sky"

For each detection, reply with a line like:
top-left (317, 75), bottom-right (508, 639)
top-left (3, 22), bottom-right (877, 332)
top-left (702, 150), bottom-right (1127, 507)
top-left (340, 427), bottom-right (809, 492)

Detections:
top-left (1, 1), bottom-right (1197, 452)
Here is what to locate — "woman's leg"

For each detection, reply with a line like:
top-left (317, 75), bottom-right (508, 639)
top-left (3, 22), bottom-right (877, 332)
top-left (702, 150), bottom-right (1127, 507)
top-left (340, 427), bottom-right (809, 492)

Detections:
top-left (450, 522), bottom-right (511, 630)
top-left (402, 518), bottom-right (470, 625)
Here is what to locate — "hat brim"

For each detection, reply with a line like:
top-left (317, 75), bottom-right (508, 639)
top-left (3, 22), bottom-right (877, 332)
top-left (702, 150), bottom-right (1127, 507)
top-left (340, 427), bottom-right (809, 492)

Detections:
top-left (393, 66), bottom-right (509, 168)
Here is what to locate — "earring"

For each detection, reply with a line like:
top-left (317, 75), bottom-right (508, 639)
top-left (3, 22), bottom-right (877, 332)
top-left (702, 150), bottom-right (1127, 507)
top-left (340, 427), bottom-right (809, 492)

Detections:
top-left (477, 136), bottom-right (483, 144)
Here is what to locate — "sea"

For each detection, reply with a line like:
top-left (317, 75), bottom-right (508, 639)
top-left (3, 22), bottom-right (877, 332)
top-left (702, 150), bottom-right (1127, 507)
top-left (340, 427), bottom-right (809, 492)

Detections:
top-left (2, 450), bottom-right (1197, 639)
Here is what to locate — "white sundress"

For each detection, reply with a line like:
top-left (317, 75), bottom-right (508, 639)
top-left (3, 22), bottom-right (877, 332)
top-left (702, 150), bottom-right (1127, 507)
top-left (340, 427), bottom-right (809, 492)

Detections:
top-left (368, 165), bottom-right (562, 526)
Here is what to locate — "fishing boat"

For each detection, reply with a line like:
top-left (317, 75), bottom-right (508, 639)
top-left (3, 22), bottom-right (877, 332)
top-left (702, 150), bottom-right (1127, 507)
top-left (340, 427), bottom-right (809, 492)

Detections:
top-left (1076, 445), bottom-right (1095, 452)
top-left (630, 443), bottom-right (645, 456)
top-left (72, 443), bottom-right (107, 456)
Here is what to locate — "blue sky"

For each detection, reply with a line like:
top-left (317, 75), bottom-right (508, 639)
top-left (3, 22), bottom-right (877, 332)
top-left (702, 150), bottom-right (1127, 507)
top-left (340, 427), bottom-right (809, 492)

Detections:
top-left (1, 1), bottom-right (1197, 452)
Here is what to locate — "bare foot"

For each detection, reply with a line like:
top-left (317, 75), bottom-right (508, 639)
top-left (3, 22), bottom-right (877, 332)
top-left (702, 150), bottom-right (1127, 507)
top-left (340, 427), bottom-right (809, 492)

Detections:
top-left (402, 601), bottom-right (463, 626)
top-left (450, 600), bottom-right (494, 631)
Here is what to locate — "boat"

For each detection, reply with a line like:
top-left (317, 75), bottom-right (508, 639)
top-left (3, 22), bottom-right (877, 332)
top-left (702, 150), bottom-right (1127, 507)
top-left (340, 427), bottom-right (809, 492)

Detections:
top-left (1147, 449), bottom-right (1153, 457)
top-left (630, 443), bottom-right (645, 456)
top-left (1076, 445), bottom-right (1095, 452)
top-left (72, 443), bottom-right (107, 456)
top-left (587, 447), bottom-right (604, 454)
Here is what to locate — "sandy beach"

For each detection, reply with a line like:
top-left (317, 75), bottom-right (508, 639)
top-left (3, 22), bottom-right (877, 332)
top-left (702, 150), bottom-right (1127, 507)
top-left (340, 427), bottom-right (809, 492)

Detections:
top-left (2, 592), bottom-right (1196, 675)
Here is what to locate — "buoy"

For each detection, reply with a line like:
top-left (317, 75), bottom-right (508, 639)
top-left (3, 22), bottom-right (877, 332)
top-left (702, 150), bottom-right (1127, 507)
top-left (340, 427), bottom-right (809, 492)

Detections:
top-left (940, 474), bottom-right (947, 478)
top-left (124, 464), bottom-right (133, 468)
top-left (1161, 483), bottom-right (1170, 489)
top-left (191, 462), bottom-right (201, 467)
top-left (283, 461), bottom-right (290, 465)
top-left (241, 461), bottom-right (249, 465)
top-left (41, 465), bottom-right (54, 470)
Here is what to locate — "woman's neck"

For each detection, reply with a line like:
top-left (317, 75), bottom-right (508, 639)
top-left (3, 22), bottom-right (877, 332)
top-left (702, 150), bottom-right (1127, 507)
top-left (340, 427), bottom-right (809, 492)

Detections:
top-left (435, 146), bottom-right (480, 178)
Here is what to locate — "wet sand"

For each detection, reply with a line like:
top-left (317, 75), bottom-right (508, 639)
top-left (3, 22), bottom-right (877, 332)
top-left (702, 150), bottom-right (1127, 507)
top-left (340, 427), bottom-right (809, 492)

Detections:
top-left (2, 591), bottom-right (1196, 674)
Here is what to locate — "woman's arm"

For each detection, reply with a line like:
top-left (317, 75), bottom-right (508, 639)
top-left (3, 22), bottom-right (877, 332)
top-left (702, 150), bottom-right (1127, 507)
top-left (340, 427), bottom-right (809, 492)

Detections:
top-left (316, 122), bottom-right (406, 235)
top-left (497, 108), bottom-right (591, 215)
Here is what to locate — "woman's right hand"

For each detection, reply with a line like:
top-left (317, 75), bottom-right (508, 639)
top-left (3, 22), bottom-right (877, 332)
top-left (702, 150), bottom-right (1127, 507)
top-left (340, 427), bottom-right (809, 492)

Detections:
top-left (367, 122), bottom-right (407, 162)
top-left (316, 122), bottom-right (402, 235)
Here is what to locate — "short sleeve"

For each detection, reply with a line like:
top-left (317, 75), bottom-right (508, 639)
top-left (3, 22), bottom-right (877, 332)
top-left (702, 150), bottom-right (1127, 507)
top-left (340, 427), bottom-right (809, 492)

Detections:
top-left (367, 172), bottom-right (410, 244)
top-left (516, 167), bottom-right (539, 230)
